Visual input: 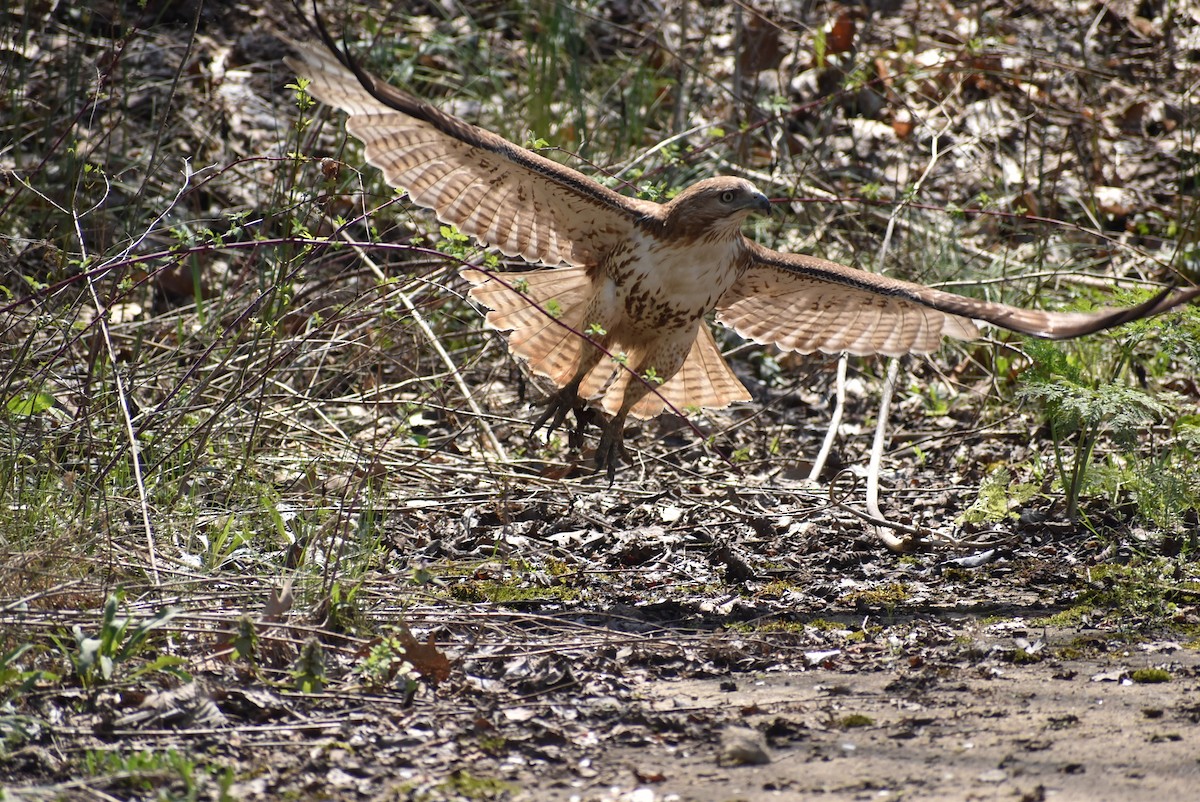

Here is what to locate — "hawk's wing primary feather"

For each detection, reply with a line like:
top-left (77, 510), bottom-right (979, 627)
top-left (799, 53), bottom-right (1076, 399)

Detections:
top-left (284, 41), bottom-right (656, 267)
top-left (718, 242), bottom-right (1200, 356)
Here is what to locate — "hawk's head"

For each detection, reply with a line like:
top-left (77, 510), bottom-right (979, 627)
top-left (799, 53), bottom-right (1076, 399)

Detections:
top-left (660, 177), bottom-right (771, 242)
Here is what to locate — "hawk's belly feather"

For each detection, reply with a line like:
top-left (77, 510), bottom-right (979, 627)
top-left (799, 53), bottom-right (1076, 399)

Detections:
top-left (605, 234), bottom-right (744, 340)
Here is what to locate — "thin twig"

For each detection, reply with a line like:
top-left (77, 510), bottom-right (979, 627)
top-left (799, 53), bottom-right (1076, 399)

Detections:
top-left (72, 183), bottom-right (160, 584)
top-left (808, 354), bottom-right (847, 483)
top-left (866, 358), bottom-right (910, 551)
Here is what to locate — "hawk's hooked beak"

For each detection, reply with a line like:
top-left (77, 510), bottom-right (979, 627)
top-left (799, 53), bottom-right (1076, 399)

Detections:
top-left (750, 192), bottom-right (771, 216)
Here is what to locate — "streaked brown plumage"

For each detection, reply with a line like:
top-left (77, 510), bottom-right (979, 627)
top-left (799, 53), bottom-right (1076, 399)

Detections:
top-left (284, 29), bottom-right (1198, 478)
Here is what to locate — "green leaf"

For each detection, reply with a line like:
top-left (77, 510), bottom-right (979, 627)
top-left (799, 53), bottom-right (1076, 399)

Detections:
top-left (127, 654), bottom-right (191, 684)
top-left (120, 606), bottom-right (183, 660)
top-left (6, 391), bottom-right (54, 417)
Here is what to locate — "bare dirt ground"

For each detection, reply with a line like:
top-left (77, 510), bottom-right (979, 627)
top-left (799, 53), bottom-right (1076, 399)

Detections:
top-left (566, 638), bottom-right (1200, 801)
top-left (3, 1), bottom-right (1200, 800)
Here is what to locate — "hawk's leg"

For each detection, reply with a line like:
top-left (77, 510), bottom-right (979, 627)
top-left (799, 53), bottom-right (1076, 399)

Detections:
top-left (531, 331), bottom-right (609, 450)
top-left (530, 381), bottom-right (594, 450)
top-left (594, 336), bottom-right (690, 481)
top-left (594, 410), bottom-right (631, 482)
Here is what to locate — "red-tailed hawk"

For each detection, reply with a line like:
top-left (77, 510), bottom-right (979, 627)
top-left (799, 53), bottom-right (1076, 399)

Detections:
top-left (284, 29), bottom-right (1198, 478)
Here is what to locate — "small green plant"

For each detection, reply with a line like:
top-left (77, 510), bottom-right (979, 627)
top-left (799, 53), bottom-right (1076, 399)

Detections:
top-left (1018, 302), bottom-right (1198, 523)
top-left (199, 515), bottom-right (254, 570)
top-left (840, 582), bottom-right (909, 613)
top-left (812, 25), bottom-right (828, 69)
top-left (437, 770), bottom-right (515, 799)
top-left (1131, 667), bottom-right (1170, 683)
top-left (1093, 420), bottom-right (1200, 532)
top-left (477, 732), bottom-right (508, 754)
top-left (837, 713), bottom-right (874, 728)
top-left (81, 747), bottom-right (233, 801)
top-left (911, 378), bottom-right (950, 416)
top-left (958, 466), bottom-right (1039, 525)
top-left (5, 389), bottom-right (56, 417)
top-left (356, 629), bottom-right (420, 702)
top-left (321, 581), bottom-right (366, 636)
top-left (1033, 558), bottom-right (1187, 633)
top-left (0, 643), bottom-right (56, 702)
top-left (641, 366), bottom-right (663, 386)
top-left (229, 616), bottom-right (259, 668)
top-left (287, 76), bottom-right (314, 115)
top-left (291, 637), bottom-right (327, 693)
top-left (51, 589), bottom-right (187, 691)
top-left (1009, 646), bottom-right (1043, 665)
top-left (436, 224), bottom-right (475, 259)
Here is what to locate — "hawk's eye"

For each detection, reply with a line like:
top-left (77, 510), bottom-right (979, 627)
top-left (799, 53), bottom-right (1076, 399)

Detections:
top-left (719, 190), bottom-right (736, 203)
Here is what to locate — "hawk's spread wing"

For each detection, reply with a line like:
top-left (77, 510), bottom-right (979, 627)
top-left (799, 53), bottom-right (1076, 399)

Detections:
top-left (284, 41), bottom-right (655, 266)
top-left (718, 242), bottom-right (1199, 356)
